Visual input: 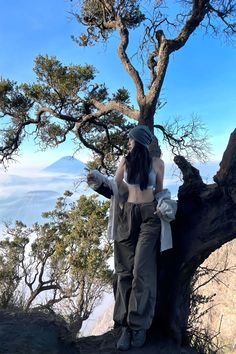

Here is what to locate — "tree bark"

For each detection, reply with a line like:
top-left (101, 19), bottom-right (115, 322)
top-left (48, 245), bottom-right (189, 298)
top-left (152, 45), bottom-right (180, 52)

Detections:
top-left (151, 129), bottom-right (236, 348)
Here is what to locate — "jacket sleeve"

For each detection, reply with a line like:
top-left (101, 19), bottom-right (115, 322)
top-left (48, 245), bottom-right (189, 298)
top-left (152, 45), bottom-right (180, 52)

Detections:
top-left (95, 184), bottom-right (113, 199)
top-left (87, 170), bottom-right (114, 199)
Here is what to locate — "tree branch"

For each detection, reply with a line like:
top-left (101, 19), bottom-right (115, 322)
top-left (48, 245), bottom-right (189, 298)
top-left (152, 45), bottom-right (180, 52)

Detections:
top-left (168, 0), bottom-right (209, 53)
top-left (142, 30), bottom-right (169, 124)
top-left (174, 155), bottom-right (205, 185)
top-left (36, 107), bottom-right (79, 123)
top-left (208, 1), bottom-right (236, 35)
top-left (74, 98), bottom-right (138, 133)
top-left (214, 129), bottom-right (236, 187)
top-left (116, 17), bottom-right (145, 106)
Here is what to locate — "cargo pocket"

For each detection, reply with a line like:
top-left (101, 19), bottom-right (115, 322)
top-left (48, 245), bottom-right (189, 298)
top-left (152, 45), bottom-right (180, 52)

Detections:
top-left (116, 203), bottom-right (133, 242)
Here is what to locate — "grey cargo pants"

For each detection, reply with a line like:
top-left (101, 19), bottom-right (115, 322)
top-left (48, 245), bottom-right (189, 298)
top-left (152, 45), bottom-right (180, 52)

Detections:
top-left (113, 201), bottom-right (161, 330)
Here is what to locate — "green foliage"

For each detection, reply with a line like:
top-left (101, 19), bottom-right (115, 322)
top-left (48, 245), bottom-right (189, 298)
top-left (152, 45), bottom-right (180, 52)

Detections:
top-left (0, 56), bottom-right (95, 156)
top-left (42, 193), bottom-right (112, 278)
top-left (0, 79), bottom-right (32, 117)
top-left (0, 193), bottom-right (113, 335)
top-left (112, 88), bottom-right (130, 104)
top-left (19, 55), bottom-right (96, 111)
top-left (33, 55), bottom-right (96, 97)
top-left (0, 54), bottom-right (133, 168)
top-left (0, 221), bottom-right (31, 309)
top-left (72, 0), bottom-right (145, 46)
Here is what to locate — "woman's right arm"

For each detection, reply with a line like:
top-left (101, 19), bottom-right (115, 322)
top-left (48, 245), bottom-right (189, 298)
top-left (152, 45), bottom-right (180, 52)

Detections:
top-left (115, 156), bottom-right (126, 187)
top-left (87, 169), bottom-right (113, 199)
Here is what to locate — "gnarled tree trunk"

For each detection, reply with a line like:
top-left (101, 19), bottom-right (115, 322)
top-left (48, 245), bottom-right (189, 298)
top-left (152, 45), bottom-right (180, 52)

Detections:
top-left (152, 129), bottom-right (236, 349)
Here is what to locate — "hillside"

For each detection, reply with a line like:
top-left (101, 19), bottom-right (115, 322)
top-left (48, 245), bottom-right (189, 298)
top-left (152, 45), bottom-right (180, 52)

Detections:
top-left (195, 239), bottom-right (236, 352)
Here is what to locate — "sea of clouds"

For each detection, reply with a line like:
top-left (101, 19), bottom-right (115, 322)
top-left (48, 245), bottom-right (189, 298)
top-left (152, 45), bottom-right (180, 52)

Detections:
top-left (0, 156), bottom-right (220, 231)
top-left (0, 157), bottom-right (89, 230)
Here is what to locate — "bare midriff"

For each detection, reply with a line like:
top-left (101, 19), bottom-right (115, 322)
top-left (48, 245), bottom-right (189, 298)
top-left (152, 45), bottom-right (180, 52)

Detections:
top-left (127, 185), bottom-right (154, 204)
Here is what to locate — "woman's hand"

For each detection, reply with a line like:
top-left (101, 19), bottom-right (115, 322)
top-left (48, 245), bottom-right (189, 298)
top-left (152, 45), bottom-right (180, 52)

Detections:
top-left (85, 168), bottom-right (97, 188)
top-left (154, 207), bottom-right (163, 218)
top-left (87, 171), bottom-right (95, 185)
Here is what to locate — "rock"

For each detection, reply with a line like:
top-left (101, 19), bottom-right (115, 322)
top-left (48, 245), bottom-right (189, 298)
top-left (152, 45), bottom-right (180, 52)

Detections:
top-left (0, 310), bottom-right (77, 354)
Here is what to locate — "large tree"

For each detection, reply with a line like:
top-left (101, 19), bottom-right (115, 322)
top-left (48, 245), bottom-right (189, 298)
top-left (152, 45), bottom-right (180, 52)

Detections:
top-left (0, 0), bottom-right (236, 351)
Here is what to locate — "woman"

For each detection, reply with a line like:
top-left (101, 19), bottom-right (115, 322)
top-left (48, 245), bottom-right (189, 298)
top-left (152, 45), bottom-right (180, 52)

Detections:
top-left (88, 125), bottom-right (164, 350)
top-left (113, 125), bottom-right (164, 351)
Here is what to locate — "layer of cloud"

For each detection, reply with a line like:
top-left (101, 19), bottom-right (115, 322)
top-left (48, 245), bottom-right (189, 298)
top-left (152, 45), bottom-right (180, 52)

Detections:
top-left (0, 158), bottom-right (221, 228)
top-left (0, 161), bottom-right (88, 226)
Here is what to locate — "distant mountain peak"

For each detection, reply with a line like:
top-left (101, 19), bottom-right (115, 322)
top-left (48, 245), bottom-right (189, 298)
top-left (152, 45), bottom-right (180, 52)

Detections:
top-left (43, 156), bottom-right (85, 174)
top-left (57, 156), bottom-right (77, 161)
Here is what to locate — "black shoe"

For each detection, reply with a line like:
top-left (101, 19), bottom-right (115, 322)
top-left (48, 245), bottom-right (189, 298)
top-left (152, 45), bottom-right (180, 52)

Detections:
top-left (117, 326), bottom-right (131, 351)
top-left (131, 329), bottom-right (146, 348)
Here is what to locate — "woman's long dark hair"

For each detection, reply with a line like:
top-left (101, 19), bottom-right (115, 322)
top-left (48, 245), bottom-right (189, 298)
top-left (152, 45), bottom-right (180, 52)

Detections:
top-left (125, 141), bottom-right (151, 191)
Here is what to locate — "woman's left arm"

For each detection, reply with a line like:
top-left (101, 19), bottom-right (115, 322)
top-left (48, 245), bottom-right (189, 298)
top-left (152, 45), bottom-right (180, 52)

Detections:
top-left (153, 157), bottom-right (165, 193)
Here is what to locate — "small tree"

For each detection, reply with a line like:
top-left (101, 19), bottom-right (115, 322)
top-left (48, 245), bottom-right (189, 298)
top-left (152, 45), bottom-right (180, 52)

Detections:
top-left (0, 221), bottom-right (29, 308)
top-left (0, 193), bottom-right (113, 335)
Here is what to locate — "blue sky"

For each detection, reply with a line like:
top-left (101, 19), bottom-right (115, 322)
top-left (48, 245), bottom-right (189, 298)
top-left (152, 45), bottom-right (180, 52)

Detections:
top-left (1, 0), bottom-right (236, 171)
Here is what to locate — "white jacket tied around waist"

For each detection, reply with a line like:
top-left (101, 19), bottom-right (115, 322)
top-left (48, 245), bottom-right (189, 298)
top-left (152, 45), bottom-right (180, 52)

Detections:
top-left (155, 189), bottom-right (177, 252)
top-left (88, 170), bottom-right (177, 252)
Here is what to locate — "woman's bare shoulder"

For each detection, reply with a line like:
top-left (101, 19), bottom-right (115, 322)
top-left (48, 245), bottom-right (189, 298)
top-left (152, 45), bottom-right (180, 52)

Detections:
top-left (152, 157), bottom-right (164, 168)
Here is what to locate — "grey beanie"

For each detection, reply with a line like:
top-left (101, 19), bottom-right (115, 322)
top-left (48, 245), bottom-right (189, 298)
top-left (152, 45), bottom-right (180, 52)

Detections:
top-left (128, 125), bottom-right (153, 147)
